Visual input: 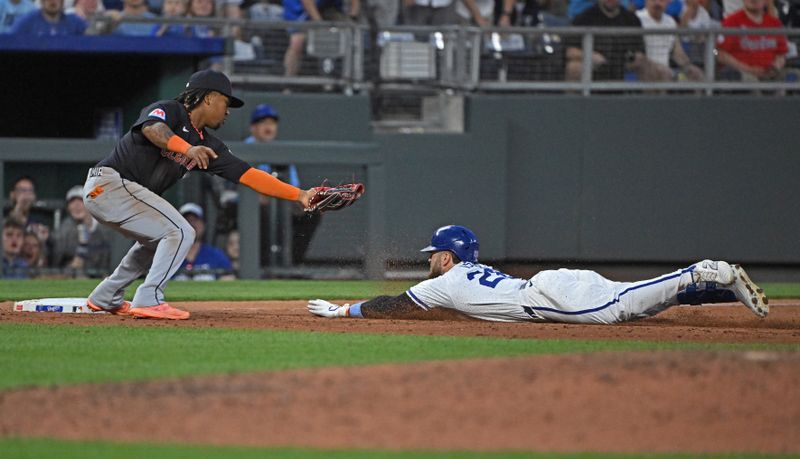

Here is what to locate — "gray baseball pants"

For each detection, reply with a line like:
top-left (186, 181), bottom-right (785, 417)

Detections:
top-left (82, 167), bottom-right (195, 309)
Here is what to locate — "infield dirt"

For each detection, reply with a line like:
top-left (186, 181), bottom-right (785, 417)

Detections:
top-left (1, 301), bottom-right (799, 454)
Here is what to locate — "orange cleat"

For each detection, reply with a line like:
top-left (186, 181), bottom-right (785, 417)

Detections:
top-left (87, 298), bottom-right (131, 316)
top-left (129, 303), bottom-right (190, 320)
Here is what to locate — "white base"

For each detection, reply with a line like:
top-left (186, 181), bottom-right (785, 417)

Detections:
top-left (13, 298), bottom-right (105, 314)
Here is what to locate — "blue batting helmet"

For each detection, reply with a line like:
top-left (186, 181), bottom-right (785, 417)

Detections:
top-left (250, 104), bottom-right (279, 124)
top-left (420, 225), bottom-right (479, 263)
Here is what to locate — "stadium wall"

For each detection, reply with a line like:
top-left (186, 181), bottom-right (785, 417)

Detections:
top-left (2, 94), bottom-right (798, 269)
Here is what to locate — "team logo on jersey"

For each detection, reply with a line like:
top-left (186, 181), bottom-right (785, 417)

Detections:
top-left (162, 150), bottom-right (197, 171)
top-left (148, 108), bottom-right (166, 120)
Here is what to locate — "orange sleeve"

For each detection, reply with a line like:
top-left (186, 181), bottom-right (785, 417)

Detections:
top-left (238, 167), bottom-right (301, 201)
top-left (167, 135), bottom-right (192, 155)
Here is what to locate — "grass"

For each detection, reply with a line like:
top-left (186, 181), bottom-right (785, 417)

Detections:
top-left (1, 323), bottom-right (797, 391)
top-left (759, 283), bottom-right (800, 299)
top-left (2, 438), bottom-right (792, 459)
top-left (1, 279), bottom-right (799, 302)
top-left (1, 280), bottom-right (796, 458)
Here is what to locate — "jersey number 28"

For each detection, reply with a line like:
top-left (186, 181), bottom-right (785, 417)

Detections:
top-left (466, 268), bottom-right (509, 289)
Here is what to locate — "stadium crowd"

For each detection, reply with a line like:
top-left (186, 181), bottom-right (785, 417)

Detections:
top-left (2, 0), bottom-right (799, 31)
top-left (0, 0), bottom-right (796, 82)
top-left (2, 177), bottom-right (240, 280)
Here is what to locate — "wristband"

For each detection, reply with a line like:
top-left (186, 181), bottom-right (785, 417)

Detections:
top-left (349, 302), bottom-right (364, 318)
top-left (167, 135), bottom-right (192, 155)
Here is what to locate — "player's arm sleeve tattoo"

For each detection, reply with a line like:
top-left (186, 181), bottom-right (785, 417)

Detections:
top-left (359, 294), bottom-right (424, 319)
top-left (141, 122), bottom-right (176, 150)
top-left (359, 293), bottom-right (470, 320)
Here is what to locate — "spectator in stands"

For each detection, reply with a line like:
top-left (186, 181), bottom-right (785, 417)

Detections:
top-left (3, 176), bottom-right (51, 260)
top-left (4, 176), bottom-right (37, 226)
top-left (52, 185), bottom-right (112, 277)
top-left (21, 230), bottom-right (46, 274)
top-left (359, 0), bottom-right (397, 27)
top-left (717, 0), bottom-right (789, 80)
top-left (187, 0), bottom-right (215, 36)
top-left (244, 103), bottom-right (322, 266)
top-left (0, 0), bottom-right (37, 33)
top-left (776, 0), bottom-right (800, 26)
top-left (216, 0), bottom-right (241, 19)
top-left (113, 0), bottom-right (157, 35)
top-left (678, 0), bottom-right (717, 67)
top-left (10, 0), bottom-right (87, 35)
top-left (403, 0), bottom-right (486, 26)
top-left (67, 0), bottom-right (100, 19)
top-left (248, 0), bottom-right (283, 20)
top-left (153, 0), bottom-right (189, 35)
top-left (455, 0), bottom-right (516, 26)
top-left (680, 0), bottom-right (714, 27)
top-left (102, 0), bottom-right (124, 10)
top-left (175, 202), bottom-right (235, 280)
top-left (68, 0), bottom-right (120, 34)
top-left (723, 0), bottom-right (776, 18)
top-left (148, 0), bottom-right (164, 13)
top-left (569, 0), bottom-right (635, 19)
top-left (565, 0), bottom-right (648, 81)
top-left (225, 229), bottom-right (240, 275)
top-left (2, 219), bottom-right (28, 279)
top-left (282, 0), bottom-right (360, 76)
top-left (636, 0), bottom-right (704, 81)
top-left (245, 102), bottom-right (279, 142)
top-left (214, 0), bottom-right (242, 40)
top-left (632, 0), bottom-right (681, 18)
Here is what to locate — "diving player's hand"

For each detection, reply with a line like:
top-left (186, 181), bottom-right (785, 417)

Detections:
top-left (186, 146), bottom-right (218, 169)
top-left (307, 299), bottom-right (351, 318)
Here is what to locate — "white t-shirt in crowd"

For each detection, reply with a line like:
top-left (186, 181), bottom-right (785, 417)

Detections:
top-left (636, 8), bottom-right (677, 67)
top-left (411, 0), bottom-right (455, 9)
top-left (455, 0), bottom-right (492, 20)
top-left (685, 3), bottom-right (712, 28)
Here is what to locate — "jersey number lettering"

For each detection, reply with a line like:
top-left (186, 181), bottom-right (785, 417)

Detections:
top-left (466, 268), bottom-right (509, 289)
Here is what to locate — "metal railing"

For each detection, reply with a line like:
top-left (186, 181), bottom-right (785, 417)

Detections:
top-left (87, 16), bottom-right (800, 95)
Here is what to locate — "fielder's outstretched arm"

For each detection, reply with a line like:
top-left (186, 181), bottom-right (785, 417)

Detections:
top-left (142, 121), bottom-right (314, 207)
top-left (308, 294), bottom-right (470, 320)
top-left (238, 168), bottom-right (315, 208)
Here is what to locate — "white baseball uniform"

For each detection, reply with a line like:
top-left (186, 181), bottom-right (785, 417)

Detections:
top-left (406, 262), bottom-right (695, 324)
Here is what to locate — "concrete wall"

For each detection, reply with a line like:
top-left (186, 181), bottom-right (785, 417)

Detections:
top-left (484, 96), bottom-right (800, 264)
top-left (375, 95), bottom-right (800, 264)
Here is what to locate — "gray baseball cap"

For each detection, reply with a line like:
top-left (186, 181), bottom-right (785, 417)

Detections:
top-left (185, 70), bottom-right (244, 108)
top-left (179, 202), bottom-right (205, 220)
top-left (65, 185), bottom-right (83, 202)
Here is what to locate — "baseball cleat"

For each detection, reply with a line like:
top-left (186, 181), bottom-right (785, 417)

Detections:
top-left (729, 264), bottom-right (769, 318)
top-left (87, 298), bottom-right (131, 316)
top-left (129, 303), bottom-right (190, 320)
top-left (691, 260), bottom-right (735, 285)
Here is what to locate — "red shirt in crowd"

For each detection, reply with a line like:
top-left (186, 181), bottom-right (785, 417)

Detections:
top-left (717, 10), bottom-right (788, 70)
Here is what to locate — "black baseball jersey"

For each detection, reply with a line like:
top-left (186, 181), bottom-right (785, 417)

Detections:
top-left (96, 99), bottom-right (250, 195)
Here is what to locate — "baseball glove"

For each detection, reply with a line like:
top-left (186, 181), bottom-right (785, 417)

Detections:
top-left (305, 182), bottom-right (365, 213)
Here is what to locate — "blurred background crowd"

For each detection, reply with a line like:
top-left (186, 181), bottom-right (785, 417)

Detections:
top-left (1, 0), bottom-right (798, 82)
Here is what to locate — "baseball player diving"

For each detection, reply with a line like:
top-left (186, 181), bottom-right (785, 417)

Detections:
top-left (308, 225), bottom-right (769, 323)
top-left (82, 70), bottom-right (319, 320)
